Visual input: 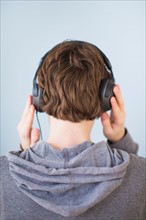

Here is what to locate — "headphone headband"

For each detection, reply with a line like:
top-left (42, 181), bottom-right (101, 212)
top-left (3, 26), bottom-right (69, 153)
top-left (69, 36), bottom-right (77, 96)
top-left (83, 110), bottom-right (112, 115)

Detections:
top-left (32, 41), bottom-right (115, 112)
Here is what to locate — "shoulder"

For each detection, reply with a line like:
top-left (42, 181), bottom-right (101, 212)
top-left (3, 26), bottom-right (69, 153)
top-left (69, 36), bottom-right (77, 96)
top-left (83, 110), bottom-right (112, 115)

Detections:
top-left (0, 156), bottom-right (9, 167)
top-left (129, 153), bottom-right (146, 170)
top-left (118, 153), bottom-right (146, 218)
top-left (126, 154), bottom-right (146, 189)
top-left (0, 156), bottom-right (9, 179)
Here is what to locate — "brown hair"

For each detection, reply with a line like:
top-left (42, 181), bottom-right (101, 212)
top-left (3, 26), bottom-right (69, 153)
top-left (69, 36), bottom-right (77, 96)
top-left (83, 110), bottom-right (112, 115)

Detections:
top-left (38, 40), bottom-right (110, 122)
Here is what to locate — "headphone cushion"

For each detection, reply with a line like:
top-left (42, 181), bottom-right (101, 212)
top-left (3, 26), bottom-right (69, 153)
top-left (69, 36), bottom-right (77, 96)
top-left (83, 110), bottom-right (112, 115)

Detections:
top-left (100, 79), bottom-right (115, 112)
top-left (32, 83), bottom-right (43, 112)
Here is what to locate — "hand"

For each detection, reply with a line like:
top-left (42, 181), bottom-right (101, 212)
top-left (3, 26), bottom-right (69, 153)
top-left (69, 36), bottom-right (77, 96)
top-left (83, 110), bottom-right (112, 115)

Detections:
top-left (101, 85), bottom-right (126, 143)
top-left (17, 96), bottom-right (40, 150)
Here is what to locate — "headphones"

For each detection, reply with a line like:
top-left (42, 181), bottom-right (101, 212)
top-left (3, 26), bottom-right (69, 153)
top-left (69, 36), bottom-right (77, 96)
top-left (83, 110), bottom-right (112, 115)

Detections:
top-left (32, 41), bottom-right (115, 113)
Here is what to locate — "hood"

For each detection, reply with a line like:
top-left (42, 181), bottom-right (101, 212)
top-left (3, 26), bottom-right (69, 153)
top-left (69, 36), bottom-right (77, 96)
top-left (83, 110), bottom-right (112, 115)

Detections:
top-left (8, 140), bottom-right (130, 217)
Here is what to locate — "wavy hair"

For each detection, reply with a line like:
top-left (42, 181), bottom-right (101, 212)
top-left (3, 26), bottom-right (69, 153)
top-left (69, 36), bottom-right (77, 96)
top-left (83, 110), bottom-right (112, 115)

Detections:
top-left (38, 40), bottom-right (110, 122)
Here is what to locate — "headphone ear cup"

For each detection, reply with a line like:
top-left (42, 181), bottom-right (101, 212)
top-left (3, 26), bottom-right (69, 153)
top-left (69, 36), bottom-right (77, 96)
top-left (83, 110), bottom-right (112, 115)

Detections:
top-left (32, 83), bottom-right (43, 112)
top-left (99, 79), bottom-right (115, 112)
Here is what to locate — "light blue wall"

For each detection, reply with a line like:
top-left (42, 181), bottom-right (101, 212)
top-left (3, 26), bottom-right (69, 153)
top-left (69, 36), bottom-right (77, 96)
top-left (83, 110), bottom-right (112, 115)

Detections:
top-left (1, 1), bottom-right (145, 157)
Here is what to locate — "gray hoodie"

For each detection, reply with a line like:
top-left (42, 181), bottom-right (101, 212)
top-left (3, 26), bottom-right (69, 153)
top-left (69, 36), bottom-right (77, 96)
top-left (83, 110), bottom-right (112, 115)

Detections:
top-left (0, 131), bottom-right (146, 220)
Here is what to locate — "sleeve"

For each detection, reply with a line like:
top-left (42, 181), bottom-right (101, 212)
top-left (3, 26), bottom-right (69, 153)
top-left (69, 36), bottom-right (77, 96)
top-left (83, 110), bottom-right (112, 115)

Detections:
top-left (107, 128), bottom-right (139, 155)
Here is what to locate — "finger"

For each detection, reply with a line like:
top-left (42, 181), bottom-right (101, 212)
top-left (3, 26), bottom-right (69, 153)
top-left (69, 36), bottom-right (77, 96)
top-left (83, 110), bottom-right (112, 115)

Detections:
top-left (24, 105), bottom-right (35, 131)
top-left (19, 105), bottom-right (35, 139)
top-left (31, 128), bottom-right (40, 146)
top-left (101, 112), bottom-right (113, 133)
top-left (17, 105), bottom-right (35, 139)
top-left (113, 85), bottom-right (124, 111)
top-left (110, 96), bottom-right (121, 120)
top-left (21, 96), bottom-right (33, 122)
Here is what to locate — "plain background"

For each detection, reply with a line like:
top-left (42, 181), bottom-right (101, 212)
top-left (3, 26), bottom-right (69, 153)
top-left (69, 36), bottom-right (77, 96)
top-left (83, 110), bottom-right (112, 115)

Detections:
top-left (1, 0), bottom-right (145, 157)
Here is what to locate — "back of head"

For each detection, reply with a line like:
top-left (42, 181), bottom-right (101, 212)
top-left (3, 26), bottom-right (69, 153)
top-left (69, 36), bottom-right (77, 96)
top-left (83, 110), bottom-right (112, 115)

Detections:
top-left (38, 40), bottom-right (110, 122)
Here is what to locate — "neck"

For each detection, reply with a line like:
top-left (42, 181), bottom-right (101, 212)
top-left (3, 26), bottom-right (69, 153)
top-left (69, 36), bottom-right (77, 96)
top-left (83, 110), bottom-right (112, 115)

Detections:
top-left (47, 116), bottom-right (94, 150)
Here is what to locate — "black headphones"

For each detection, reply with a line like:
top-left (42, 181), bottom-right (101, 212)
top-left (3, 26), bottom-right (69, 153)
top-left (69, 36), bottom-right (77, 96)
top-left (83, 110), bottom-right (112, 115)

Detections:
top-left (32, 41), bottom-right (115, 113)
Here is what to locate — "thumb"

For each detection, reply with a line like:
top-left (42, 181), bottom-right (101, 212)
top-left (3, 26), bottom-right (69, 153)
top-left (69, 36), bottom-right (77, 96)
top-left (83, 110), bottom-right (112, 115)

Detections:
top-left (31, 128), bottom-right (40, 146)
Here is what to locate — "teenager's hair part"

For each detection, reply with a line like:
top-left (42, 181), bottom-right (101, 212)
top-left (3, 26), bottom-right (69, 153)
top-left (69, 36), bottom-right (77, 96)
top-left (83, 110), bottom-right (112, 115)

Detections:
top-left (38, 40), bottom-right (111, 122)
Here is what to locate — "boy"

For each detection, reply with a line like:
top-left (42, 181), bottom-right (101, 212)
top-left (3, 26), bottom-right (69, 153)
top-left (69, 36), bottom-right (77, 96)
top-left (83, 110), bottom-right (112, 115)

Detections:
top-left (1, 40), bottom-right (145, 220)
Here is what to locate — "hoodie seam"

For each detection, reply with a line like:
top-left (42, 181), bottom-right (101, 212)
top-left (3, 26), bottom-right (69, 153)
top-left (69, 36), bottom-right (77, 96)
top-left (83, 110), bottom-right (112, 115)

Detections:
top-left (92, 147), bottom-right (98, 167)
top-left (64, 149), bottom-right (69, 169)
